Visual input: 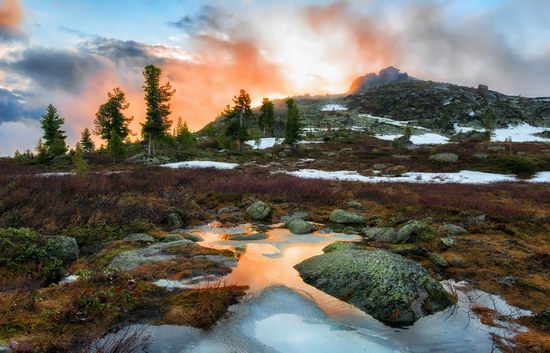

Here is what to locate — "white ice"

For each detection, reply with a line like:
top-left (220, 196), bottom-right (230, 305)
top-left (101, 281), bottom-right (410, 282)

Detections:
top-left (375, 133), bottom-right (450, 145)
top-left (284, 169), bottom-right (549, 184)
top-left (321, 104), bottom-right (348, 111)
top-left (161, 161), bottom-right (239, 170)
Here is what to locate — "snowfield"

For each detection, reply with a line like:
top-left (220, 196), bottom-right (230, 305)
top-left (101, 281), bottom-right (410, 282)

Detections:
top-left (321, 104), bottom-right (348, 111)
top-left (375, 133), bottom-right (450, 145)
top-left (285, 169), bottom-right (550, 184)
top-left (455, 123), bottom-right (549, 142)
top-left (161, 161), bottom-right (239, 170)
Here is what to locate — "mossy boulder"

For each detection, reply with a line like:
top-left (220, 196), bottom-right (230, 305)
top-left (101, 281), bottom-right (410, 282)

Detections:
top-left (246, 201), bottom-right (272, 220)
top-left (230, 233), bottom-right (268, 241)
top-left (286, 219), bottom-right (314, 234)
top-left (329, 209), bottom-right (365, 224)
top-left (160, 234), bottom-right (185, 242)
top-left (322, 241), bottom-right (361, 253)
top-left (438, 224), bottom-right (467, 236)
top-left (429, 153), bottom-right (459, 163)
top-left (280, 211), bottom-right (309, 224)
top-left (123, 233), bottom-right (155, 243)
top-left (295, 250), bottom-right (454, 325)
top-left (428, 252), bottom-right (449, 267)
top-left (364, 227), bottom-right (404, 243)
top-left (46, 236), bottom-right (79, 263)
top-left (397, 220), bottom-right (435, 242)
top-left (107, 240), bottom-right (194, 271)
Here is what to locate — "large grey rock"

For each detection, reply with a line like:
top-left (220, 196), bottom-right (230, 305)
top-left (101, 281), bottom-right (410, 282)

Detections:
top-left (323, 241), bottom-right (361, 253)
top-left (246, 201), bottom-right (272, 220)
top-left (280, 211), bottom-right (309, 224)
top-left (364, 227), bottom-right (404, 243)
top-left (397, 220), bottom-right (435, 242)
top-left (439, 224), bottom-right (468, 236)
top-left (286, 219), bottom-right (314, 234)
top-left (429, 153), bottom-right (459, 163)
top-left (46, 236), bottom-right (79, 263)
top-left (295, 250), bottom-right (454, 325)
top-left (230, 233), bottom-right (268, 241)
top-left (159, 234), bottom-right (185, 243)
top-left (165, 212), bottom-right (183, 227)
top-left (123, 233), bottom-right (155, 243)
top-left (329, 209), bottom-right (365, 224)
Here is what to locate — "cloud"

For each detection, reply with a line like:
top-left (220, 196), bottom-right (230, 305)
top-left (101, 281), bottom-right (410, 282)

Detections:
top-left (0, 0), bottom-right (25, 42)
top-left (0, 118), bottom-right (42, 157)
top-left (2, 48), bottom-right (104, 92)
top-left (168, 5), bottom-right (226, 34)
top-left (0, 87), bottom-right (42, 123)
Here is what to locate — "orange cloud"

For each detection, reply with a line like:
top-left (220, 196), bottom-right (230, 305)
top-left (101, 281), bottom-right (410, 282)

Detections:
top-left (0, 0), bottom-right (22, 27)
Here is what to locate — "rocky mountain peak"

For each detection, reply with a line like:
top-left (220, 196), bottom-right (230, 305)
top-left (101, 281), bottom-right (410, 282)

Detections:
top-left (349, 66), bottom-right (417, 94)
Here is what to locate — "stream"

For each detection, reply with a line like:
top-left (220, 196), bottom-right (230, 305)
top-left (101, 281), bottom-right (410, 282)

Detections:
top-left (100, 224), bottom-right (531, 353)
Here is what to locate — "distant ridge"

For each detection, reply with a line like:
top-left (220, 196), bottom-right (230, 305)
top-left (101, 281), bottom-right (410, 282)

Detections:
top-left (349, 66), bottom-right (417, 94)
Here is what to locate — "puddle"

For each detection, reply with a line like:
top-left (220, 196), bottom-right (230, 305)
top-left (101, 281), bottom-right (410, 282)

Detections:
top-left (109, 224), bottom-right (529, 352)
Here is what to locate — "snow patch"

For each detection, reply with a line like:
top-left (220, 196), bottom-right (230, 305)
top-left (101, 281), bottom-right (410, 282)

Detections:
top-left (375, 133), bottom-right (450, 145)
top-left (455, 123), bottom-right (550, 142)
top-left (360, 114), bottom-right (429, 130)
top-left (245, 137), bottom-right (281, 150)
top-left (284, 169), bottom-right (545, 184)
top-left (161, 161), bottom-right (239, 170)
top-left (321, 104), bottom-right (348, 111)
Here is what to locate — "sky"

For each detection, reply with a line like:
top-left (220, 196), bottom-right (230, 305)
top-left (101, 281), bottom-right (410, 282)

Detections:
top-left (0, 0), bottom-right (549, 155)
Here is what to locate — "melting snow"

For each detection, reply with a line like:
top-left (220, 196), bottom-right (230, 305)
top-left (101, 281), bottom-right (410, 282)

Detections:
top-left (359, 114), bottom-right (429, 130)
top-left (455, 123), bottom-right (550, 142)
top-left (161, 161), bottom-right (239, 170)
top-left (375, 133), bottom-right (450, 145)
top-left (245, 138), bottom-right (281, 150)
top-left (285, 169), bottom-right (549, 184)
top-left (321, 104), bottom-right (348, 111)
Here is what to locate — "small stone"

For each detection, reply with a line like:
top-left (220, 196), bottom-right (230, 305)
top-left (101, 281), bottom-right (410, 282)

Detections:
top-left (428, 252), bottom-right (449, 267)
top-left (165, 212), bottom-right (183, 227)
top-left (124, 233), bottom-right (155, 243)
top-left (217, 206), bottom-right (240, 214)
top-left (440, 237), bottom-right (456, 248)
top-left (439, 224), bottom-right (468, 236)
top-left (449, 256), bottom-right (467, 268)
top-left (159, 234), bottom-right (185, 242)
top-left (346, 200), bottom-right (363, 209)
top-left (429, 153), bottom-right (459, 163)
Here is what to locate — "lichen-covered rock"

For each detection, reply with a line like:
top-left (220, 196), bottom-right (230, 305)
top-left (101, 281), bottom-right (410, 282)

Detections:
top-left (322, 241), bottom-right (361, 253)
top-left (295, 250), bottom-right (454, 325)
top-left (246, 201), bottom-right (272, 220)
top-left (172, 230), bottom-right (205, 242)
top-left (286, 219), bottom-right (313, 234)
top-left (449, 256), bottom-right (467, 268)
top-left (159, 234), bottom-right (185, 242)
top-left (438, 224), bottom-right (468, 236)
top-left (108, 240), bottom-right (193, 271)
top-left (364, 227), bottom-right (403, 243)
top-left (429, 153), bottom-right (459, 163)
top-left (329, 209), bottom-right (365, 224)
top-left (46, 236), bottom-right (79, 263)
top-left (280, 211), bottom-right (309, 224)
top-left (428, 252), bottom-right (449, 267)
top-left (230, 233), bottom-right (268, 241)
top-left (123, 233), bottom-right (155, 243)
top-left (440, 237), bottom-right (456, 248)
top-left (165, 212), bottom-right (183, 227)
top-left (346, 200), bottom-right (363, 209)
top-left (383, 165), bottom-right (409, 176)
top-left (397, 220), bottom-right (435, 242)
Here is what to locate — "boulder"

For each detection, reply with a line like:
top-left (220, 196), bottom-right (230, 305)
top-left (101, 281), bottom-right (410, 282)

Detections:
top-left (246, 201), bottom-right (272, 220)
top-left (383, 165), bottom-right (409, 176)
top-left (428, 252), bottom-right (449, 267)
top-left (449, 256), bottom-right (467, 268)
top-left (295, 250), bottom-right (454, 325)
top-left (440, 237), bottom-right (456, 248)
top-left (429, 153), bottom-right (459, 163)
top-left (108, 240), bottom-right (194, 271)
top-left (165, 212), bottom-right (183, 227)
top-left (346, 200), bottom-right (363, 209)
top-left (462, 214), bottom-right (487, 227)
top-left (280, 211), bottom-right (309, 224)
top-left (172, 230), bottom-right (204, 242)
top-left (438, 224), bottom-right (468, 236)
top-left (286, 219), bottom-right (314, 234)
top-left (397, 220), bottom-right (435, 242)
top-left (322, 241), bottom-right (361, 253)
top-left (364, 227), bottom-right (403, 243)
top-left (230, 233), bottom-right (268, 241)
top-left (329, 209), bottom-right (365, 224)
top-left (123, 233), bottom-right (155, 243)
top-left (46, 236), bottom-right (79, 263)
top-left (159, 234), bottom-right (185, 242)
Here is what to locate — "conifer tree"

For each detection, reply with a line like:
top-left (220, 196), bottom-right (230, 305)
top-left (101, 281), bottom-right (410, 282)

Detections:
top-left (141, 64), bottom-right (175, 155)
top-left (107, 129), bottom-right (126, 163)
top-left (483, 109), bottom-right (496, 140)
top-left (80, 128), bottom-right (95, 153)
top-left (40, 104), bottom-right (67, 158)
top-left (174, 117), bottom-right (194, 150)
top-left (94, 88), bottom-right (132, 142)
top-left (72, 147), bottom-right (89, 176)
top-left (284, 98), bottom-right (301, 146)
top-left (259, 98), bottom-right (275, 136)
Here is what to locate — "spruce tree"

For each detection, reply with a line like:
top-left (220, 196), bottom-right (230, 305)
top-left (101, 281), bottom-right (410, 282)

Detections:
top-left (94, 88), bottom-right (132, 142)
top-left (259, 98), bottom-right (275, 136)
top-left (80, 128), bottom-right (95, 153)
top-left (483, 109), bottom-right (496, 140)
top-left (231, 89), bottom-right (252, 150)
top-left (40, 104), bottom-right (67, 158)
top-left (284, 98), bottom-right (301, 146)
top-left (72, 147), bottom-right (89, 176)
top-left (174, 117), bottom-right (194, 150)
top-left (141, 64), bottom-right (175, 155)
top-left (107, 129), bottom-right (126, 163)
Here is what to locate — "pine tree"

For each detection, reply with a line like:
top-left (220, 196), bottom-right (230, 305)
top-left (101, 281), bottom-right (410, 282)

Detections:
top-left (72, 147), bottom-right (89, 176)
top-left (141, 64), bottom-right (175, 155)
top-left (440, 111), bottom-right (450, 131)
top-left (259, 98), bottom-right (275, 136)
top-left (80, 128), bottom-right (95, 153)
top-left (40, 104), bottom-right (67, 158)
top-left (230, 89), bottom-right (252, 150)
top-left (483, 109), bottom-right (496, 141)
top-left (94, 88), bottom-right (132, 143)
top-left (174, 117), bottom-right (194, 150)
top-left (284, 98), bottom-right (301, 146)
top-left (404, 126), bottom-right (413, 141)
top-left (107, 129), bottom-right (126, 163)
top-left (35, 138), bottom-right (48, 163)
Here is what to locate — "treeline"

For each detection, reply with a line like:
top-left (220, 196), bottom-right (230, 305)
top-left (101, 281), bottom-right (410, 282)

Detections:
top-left (14, 64), bottom-right (302, 165)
